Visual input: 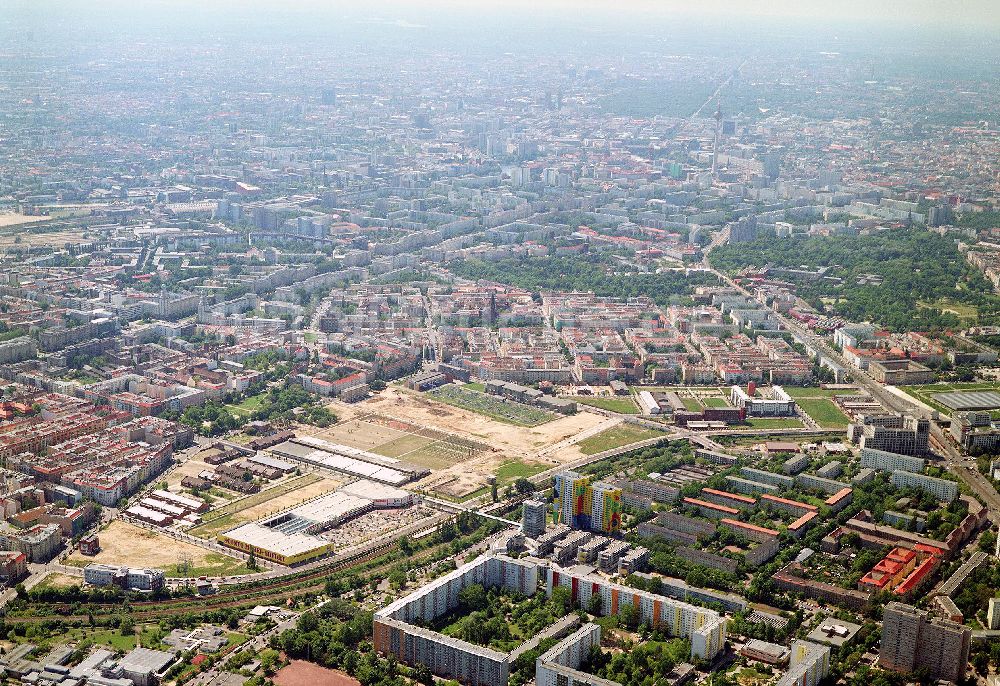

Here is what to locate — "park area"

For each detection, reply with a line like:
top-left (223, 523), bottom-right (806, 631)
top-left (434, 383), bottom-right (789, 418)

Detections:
top-left (64, 520), bottom-right (250, 577)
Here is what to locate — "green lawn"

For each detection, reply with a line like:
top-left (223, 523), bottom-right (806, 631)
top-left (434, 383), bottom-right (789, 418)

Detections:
top-left (224, 393), bottom-right (268, 417)
top-left (797, 398), bottom-right (850, 428)
top-left (701, 397), bottom-right (731, 409)
top-left (428, 385), bottom-right (556, 426)
top-left (918, 298), bottom-right (979, 323)
top-left (78, 626), bottom-right (170, 652)
top-left (576, 425), bottom-right (666, 455)
top-left (494, 460), bottom-right (547, 483)
top-left (739, 417), bottom-right (805, 429)
top-left (164, 553), bottom-right (251, 578)
top-left (682, 397), bottom-right (702, 412)
top-left (464, 382), bottom-right (486, 392)
top-left (569, 396), bottom-right (639, 414)
top-left (782, 386), bottom-right (855, 399)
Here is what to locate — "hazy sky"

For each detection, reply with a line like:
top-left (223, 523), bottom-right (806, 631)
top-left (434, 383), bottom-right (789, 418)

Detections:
top-left (8, 0), bottom-right (1000, 31)
top-left (4, 0), bottom-right (999, 52)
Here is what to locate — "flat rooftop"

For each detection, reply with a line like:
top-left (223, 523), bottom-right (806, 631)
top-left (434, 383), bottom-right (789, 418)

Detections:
top-left (933, 390), bottom-right (1000, 410)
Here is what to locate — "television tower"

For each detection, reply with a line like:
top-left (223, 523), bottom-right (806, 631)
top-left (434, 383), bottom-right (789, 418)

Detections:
top-left (712, 102), bottom-right (723, 176)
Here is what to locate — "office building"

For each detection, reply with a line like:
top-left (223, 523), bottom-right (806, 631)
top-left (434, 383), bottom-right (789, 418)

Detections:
top-left (879, 602), bottom-right (970, 683)
top-left (853, 414), bottom-right (929, 456)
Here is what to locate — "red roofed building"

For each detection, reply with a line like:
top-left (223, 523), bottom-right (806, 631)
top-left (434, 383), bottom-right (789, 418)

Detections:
top-left (825, 487), bottom-right (854, 513)
top-left (682, 497), bottom-right (739, 519)
top-left (788, 511), bottom-right (820, 539)
top-left (720, 518), bottom-right (779, 543)
top-left (760, 494), bottom-right (818, 517)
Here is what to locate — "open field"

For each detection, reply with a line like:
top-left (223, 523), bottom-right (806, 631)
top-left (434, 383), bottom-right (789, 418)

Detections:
top-left (187, 473), bottom-right (335, 539)
top-left (0, 213), bottom-right (52, 227)
top-left (427, 384), bottom-right (556, 426)
top-left (701, 396), bottom-right (731, 409)
top-left (495, 460), bottom-right (548, 482)
top-left (796, 397), bottom-right (850, 428)
top-left (576, 424), bottom-right (667, 455)
top-left (740, 417), bottom-right (805, 429)
top-left (309, 414), bottom-right (488, 471)
top-left (569, 395), bottom-right (639, 414)
top-left (362, 386), bottom-right (609, 457)
top-left (0, 228), bottom-right (88, 251)
top-left (65, 520), bottom-right (249, 576)
top-left (352, 385), bottom-right (609, 498)
top-left (782, 386), bottom-right (857, 399)
top-left (310, 417), bottom-right (409, 450)
top-left (32, 572), bottom-right (82, 591)
top-left (919, 298), bottom-right (979, 323)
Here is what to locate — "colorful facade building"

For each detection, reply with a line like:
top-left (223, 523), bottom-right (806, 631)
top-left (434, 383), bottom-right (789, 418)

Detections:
top-left (553, 471), bottom-right (621, 534)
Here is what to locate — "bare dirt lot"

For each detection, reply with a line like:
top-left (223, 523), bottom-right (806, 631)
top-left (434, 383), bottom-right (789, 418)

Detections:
top-left (324, 386), bottom-right (609, 498)
top-left (0, 213), bottom-right (51, 227)
top-left (274, 661), bottom-right (360, 686)
top-left (64, 520), bottom-right (247, 576)
top-left (362, 386), bottom-right (607, 458)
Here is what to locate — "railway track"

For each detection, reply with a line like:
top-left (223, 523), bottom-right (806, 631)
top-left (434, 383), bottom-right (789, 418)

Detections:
top-left (3, 539), bottom-right (403, 625)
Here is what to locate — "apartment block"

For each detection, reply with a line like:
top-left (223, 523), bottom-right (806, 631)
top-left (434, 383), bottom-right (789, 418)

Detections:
top-left (879, 602), bottom-right (970, 682)
top-left (890, 470), bottom-right (958, 503)
top-left (740, 467), bottom-right (795, 489)
top-left (521, 499), bottom-right (548, 538)
top-left (553, 471), bottom-right (622, 534)
top-left (730, 385), bottom-right (795, 416)
top-left (860, 447), bottom-right (926, 473)
top-left (373, 554), bottom-right (539, 686)
top-left (536, 623), bottom-right (617, 686)
top-left (776, 641), bottom-right (830, 686)
top-left (546, 566), bottom-right (726, 660)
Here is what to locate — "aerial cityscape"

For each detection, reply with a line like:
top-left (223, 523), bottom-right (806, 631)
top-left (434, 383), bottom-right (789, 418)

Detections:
top-left (0, 1), bottom-right (999, 686)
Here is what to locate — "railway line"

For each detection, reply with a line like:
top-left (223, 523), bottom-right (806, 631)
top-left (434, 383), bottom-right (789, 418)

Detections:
top-left (3, 533), bottom-right (418, 625)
